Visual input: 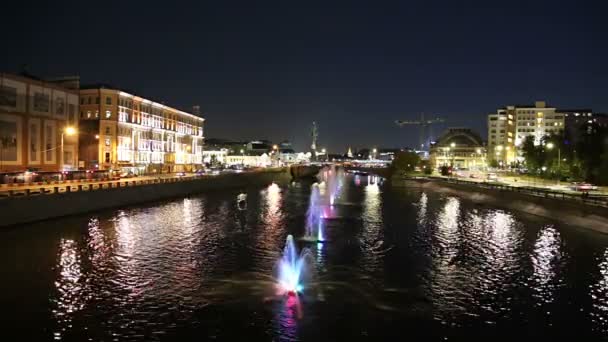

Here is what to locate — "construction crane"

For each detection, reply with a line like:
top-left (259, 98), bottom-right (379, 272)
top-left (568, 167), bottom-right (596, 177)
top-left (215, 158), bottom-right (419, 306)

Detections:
top-left (395, 113), bottom-right (446, 151)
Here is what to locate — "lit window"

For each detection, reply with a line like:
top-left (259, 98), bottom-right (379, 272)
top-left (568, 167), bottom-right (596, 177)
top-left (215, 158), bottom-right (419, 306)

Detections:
top-left (105, 138), bottom-right (110, 146)
top-left (106, 110), bottom-right (111, 118)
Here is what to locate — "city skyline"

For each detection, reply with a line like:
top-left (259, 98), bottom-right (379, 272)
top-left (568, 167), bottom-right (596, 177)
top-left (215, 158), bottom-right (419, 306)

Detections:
top-left (3, 1), bottom-right (607, 152)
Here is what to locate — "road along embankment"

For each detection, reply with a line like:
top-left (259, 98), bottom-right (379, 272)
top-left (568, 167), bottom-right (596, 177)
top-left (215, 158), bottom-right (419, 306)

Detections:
top-left (395, 178), bottom-right (608, 234)
top-left (0, 169), bottom-right (290, 228)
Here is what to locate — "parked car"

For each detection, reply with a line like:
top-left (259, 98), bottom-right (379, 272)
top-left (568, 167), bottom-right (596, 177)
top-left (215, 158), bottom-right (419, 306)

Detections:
top-left (176, 172), bottom-right (186, 177)
top-left (570, 182), bottom-right (598, 191)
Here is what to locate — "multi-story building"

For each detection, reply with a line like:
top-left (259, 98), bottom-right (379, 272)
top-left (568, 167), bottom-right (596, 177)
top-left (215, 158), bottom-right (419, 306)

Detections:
top-left (559, 109), bottom-right (603, 145)
top-left (488, 101), bottom-right (564, 166)
top-left (78, 85), bottom-right (204, 174)
top-left (0, 73), bottom-right (79, 173)
top-left (430, 128), bottom-right (486, 170)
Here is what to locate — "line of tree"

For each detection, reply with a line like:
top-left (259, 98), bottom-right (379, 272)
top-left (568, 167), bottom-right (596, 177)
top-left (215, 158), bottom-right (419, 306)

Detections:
top-left (390, 151), bottom-right (432, 175)
top-left (520, 122), bottom-right (608, 185)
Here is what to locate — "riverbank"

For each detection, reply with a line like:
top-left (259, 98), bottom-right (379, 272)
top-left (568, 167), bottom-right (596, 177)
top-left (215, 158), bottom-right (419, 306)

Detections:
top-left (397, 177), bottom-right (608, 234)
top-left (0, 168), bottom-right (290, 228)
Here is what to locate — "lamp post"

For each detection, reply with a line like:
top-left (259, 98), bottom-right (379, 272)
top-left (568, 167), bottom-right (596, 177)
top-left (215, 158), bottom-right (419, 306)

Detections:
top-left (321, 148), bottom-right (327, 161)
top-left (61, 126), bottom-right (77, 171)
top-left (475, 148), bottom-right (482, 170)
top-left (545, 142), bottom-right (560, 185)
top-left (372, 148), bottom-right (377, 160)
top-left (240, 149), bottom-right (245, 166)
top-left (450, 142), bottom-right (456, 168)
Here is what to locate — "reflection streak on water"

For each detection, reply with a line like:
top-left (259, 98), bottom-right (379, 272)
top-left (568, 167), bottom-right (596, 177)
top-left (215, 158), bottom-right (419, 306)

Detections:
top-left (530, 226), bottom-right (562, 306)
top-left (53, 239), bottom-right (88, 340)
top-left (591, 249), bottom-right (608, 332)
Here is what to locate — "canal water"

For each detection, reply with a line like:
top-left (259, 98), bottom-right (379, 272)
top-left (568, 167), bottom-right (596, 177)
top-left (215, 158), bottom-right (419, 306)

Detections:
top-left (2, 168), bottom-right (608, 341)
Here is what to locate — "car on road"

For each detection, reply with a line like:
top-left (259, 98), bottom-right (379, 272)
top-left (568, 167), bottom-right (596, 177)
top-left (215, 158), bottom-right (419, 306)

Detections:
top-left (486, 173), bottom-right (499, 182)
top-left (570, 182), bottom-right (598, 191)
top-left (120, 171), bottom-right (136, 178)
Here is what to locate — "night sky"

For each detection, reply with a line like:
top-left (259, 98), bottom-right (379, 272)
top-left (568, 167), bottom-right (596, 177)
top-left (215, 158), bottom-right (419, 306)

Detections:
top-left (4, 1), bottom-right (607, 152)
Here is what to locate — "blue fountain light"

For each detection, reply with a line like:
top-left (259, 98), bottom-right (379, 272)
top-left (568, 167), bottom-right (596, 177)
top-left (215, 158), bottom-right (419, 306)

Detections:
top-left (278, 235), bottom-right (305, 295)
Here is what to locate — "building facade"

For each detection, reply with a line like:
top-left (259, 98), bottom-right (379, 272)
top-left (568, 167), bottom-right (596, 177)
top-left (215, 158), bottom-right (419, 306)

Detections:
top-left (0, 73), bottom-right (79, 172)
top-left (430, 128), bottom-right (486, 170)
top-left (225, 153), bottom-right (271, 167)
top-left (79, 86), bottom-right (204, 174)
top-left (488, 101), bottom-right (564, 166)
top-left (560, 110), bottom-right (606, 145)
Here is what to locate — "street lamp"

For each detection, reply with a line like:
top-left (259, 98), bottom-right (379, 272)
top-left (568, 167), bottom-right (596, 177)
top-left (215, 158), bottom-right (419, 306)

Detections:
top-left (450, 143), bottom-right (456, 167)
top-left (61, 126), bottom-right (77, 171)
top-left (545, 142), bottom-right (561, 184)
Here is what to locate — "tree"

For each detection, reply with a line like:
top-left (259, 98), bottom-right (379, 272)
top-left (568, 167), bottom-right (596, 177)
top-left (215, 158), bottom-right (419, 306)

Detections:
top-left (420, 159), bottom-right (433, 175)
top-left (390, 151), bottom-right (420, 175)
top-left (521, 135), bottom-right (543, 171)
top-left (577, 122), bottom-right (608, 184)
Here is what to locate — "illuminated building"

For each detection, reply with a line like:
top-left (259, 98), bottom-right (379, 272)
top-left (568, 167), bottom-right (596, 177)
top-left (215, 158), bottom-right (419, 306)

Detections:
top-left (0, 73), bottom-right (79, 172)
top-left (430, 128), bottom-right (486, 170)
top-left (488, 101), bottom-right (564, 166)
top-left (79, 85), bottom-right (204, 173)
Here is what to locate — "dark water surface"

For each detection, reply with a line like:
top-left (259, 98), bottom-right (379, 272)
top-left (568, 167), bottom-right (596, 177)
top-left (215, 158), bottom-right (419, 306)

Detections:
top-left (2, 170), bottom-right (608, 341)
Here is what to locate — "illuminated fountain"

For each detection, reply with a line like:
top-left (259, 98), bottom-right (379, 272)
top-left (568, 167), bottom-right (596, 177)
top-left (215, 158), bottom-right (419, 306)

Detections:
top-left (303, 184), bottom-right (326, 242)
top-left (303, 168), bottom-right (345, 242)
top-left (277, 235), bottom-right (313, 296)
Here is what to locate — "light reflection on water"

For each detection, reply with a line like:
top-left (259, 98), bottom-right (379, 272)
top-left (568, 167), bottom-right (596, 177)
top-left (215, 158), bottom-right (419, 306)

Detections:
top-left (591, 249), bottom-right (608, 333)
top-left (2, 170), bottom-right (608, 340)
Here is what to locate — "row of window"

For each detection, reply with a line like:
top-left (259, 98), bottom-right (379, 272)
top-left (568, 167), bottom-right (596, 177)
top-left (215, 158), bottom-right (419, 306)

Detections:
top-left (80, 96), bottom-right (112, 105)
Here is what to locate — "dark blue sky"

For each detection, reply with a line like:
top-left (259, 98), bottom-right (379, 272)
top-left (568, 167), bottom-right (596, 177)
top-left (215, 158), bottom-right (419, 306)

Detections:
top-left (4, 1), bottom-right (607, 152)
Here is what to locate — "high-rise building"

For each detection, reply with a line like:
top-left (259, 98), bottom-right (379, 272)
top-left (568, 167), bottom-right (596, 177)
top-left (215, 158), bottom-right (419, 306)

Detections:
top-left (488, 101), bottom-right (564, 165)
top-left (78, 85), bottom-right (204, 174)
top-left (0, 73), bottom-right (79, 172)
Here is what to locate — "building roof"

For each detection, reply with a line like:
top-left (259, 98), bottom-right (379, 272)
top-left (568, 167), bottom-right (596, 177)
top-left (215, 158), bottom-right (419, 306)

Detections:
top-left (80, 83), bottom-right (203, 120)
top-left (433, 127), bottom-right (484, 148)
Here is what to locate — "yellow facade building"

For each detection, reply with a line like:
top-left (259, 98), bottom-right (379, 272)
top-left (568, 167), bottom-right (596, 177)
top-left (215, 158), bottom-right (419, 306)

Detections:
top-left (0, 73), bottom-right (79, 173)
top-left (79, 86), bottom-right (204, 174)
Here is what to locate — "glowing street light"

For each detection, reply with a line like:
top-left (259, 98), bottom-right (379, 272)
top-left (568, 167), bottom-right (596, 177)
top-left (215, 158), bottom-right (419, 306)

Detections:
top-left (64, 126), bottom-right (77, 136)
top-left (545, 142), bottom-right (561, 184)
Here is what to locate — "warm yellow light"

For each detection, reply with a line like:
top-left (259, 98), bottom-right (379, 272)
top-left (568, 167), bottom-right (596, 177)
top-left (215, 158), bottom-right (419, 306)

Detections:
top-left (476, 148), bottom-right (481, 154)
top-left (95, 134), bottom-right (100, 140)
top-left (372, 148), bottom-right (377, 153)
top-left (546, 142), bottom-right (554, 149)
top-left (321, 148), bottom-right (326, 153)
top-left (64, 126), bottom-right (77, 136)
top-left (450, 142), bottom-right (456, 148)
top-left (273, 144), bottom-right (278, 150)
top-left (496, 145), bottom-right (503, 151)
